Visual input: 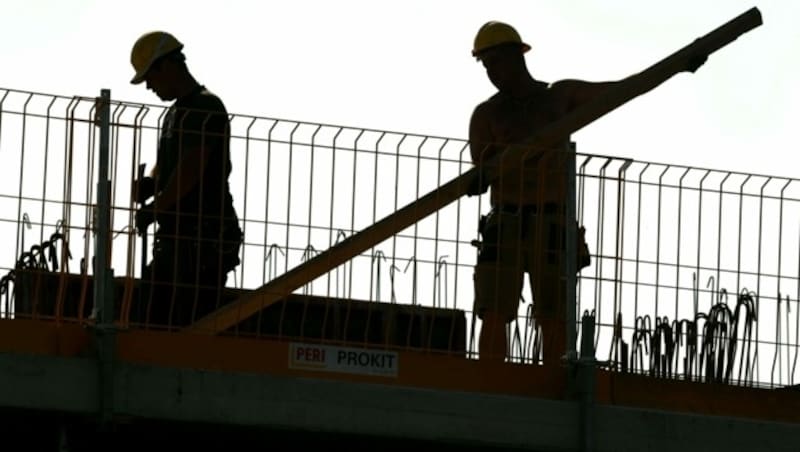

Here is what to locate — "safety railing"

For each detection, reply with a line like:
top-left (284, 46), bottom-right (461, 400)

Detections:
top-left (1, 86), bottom-right (798, 389)
top-left (0, 88), bottom-right (97, 321)
top-left (577, 156), bottom-right (800, 389)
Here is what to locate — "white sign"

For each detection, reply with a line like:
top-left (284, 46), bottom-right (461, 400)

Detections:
top-left (289, 342), bottom-right (399, 377)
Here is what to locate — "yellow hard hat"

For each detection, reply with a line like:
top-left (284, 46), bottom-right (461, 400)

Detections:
top-left (472, 21), bottom-right (531, 58)
top-left (129, 31), bottom-right (184, 84)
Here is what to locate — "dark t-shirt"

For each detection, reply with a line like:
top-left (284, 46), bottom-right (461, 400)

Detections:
top-left (156, 85), bottom-right (241, 242)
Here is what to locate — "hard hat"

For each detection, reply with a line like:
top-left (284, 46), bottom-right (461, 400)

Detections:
top-left (129, 31), bottom-right (184, 84)
top-left (472, 21), bottom-right (531, 58)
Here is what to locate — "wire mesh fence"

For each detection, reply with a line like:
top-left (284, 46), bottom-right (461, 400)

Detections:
top-left (0, 87), bottom-right (797, 389)
top-left (579, 157), bottom-right (800, 388)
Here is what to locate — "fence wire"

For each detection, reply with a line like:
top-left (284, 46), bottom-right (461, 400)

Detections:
top-left (1, 87), bottom-right (798, 389)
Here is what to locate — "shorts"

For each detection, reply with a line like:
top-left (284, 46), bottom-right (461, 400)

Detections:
top-left (473, 204), bottom-right (580, 322)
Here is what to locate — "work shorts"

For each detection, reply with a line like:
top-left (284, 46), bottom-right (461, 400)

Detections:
top-left (473, 204), bottom-right (589, 322)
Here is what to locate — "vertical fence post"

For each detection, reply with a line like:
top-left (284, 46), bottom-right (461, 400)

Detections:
top-left (578, 311), bottom-right (597, 452)
top-left (566, 141), bottom-right (578, 366)
top-left (94, 88), bottom-right (115, 427)
top-left (566, 141), bottom-right (595, 451)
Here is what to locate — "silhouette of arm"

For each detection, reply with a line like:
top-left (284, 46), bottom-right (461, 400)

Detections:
top-left (552, 52), bottom-right (706, 113)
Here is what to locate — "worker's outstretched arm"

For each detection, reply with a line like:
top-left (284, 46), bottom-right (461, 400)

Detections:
top-left (553, 53), bottom-right (707, 113)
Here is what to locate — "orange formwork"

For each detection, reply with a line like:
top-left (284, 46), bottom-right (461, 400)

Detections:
top-left (598, 370), bottom-right (800, 424)
top-left (1, 312), bottom-right (798, 426)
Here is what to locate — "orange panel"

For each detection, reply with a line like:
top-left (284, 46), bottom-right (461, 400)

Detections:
top-left (0, 319), bottom-right (90, 356)
top-left (115, 330), bottom-right (567, 399)
top-left (597, 370), bottom-right (800, 424)
top-left (2, 318), bottom-right (797, 426)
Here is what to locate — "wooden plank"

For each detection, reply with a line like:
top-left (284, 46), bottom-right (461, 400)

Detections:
top-left (186, 7), bottom-right (762, 334)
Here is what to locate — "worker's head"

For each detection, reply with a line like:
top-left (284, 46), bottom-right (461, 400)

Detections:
top-left (130, 31), bottom-right (187, 101)
top-left (472, 21), bottom-right (531, 92)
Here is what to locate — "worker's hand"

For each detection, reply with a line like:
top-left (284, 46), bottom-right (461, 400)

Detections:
top-left (135, 202), bottom-right (157, 236)
top-left (466, 167), bottom-right (491, 197)
top-left (686, 53), bottom-right (708, 73)
top-left (132, 177), bottom-right (155, 204)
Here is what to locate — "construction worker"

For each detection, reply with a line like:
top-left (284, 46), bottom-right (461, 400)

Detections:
top-left (129, 31), bottom-right (243, 328)
top-left (467, 21), bottom-right (706, 364)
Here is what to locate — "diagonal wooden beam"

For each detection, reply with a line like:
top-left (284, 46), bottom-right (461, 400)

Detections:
top-left (185, 7), bottom-right (762, 334)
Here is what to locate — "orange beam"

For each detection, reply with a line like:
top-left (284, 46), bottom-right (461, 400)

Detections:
top-left (114, 329), bottom-right (799, 425)
top-left (0, 319), bottom-right (90, 356)
top-left (115, 330), bottom-right (565, 399)
top-left (0, 319), bottom-right (796, 425)
top-left (597, 370), bottom-right (800, 424)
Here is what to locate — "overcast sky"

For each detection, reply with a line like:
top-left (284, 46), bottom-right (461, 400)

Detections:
top-left (1, 0), bottom-right (796, 179)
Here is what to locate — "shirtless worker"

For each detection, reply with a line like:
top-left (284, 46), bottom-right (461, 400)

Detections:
top-left (467, 21), bottom-right (706, 364)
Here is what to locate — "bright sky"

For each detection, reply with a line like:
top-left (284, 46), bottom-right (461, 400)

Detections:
top-left (1, 0), bottom-right (796, 178)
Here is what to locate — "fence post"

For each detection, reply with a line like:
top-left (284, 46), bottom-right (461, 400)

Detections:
top-left (566, 141), bottom-right (578, 363)
top-left (93, 88), bottom-right (115, 427)
top-left (578, 311), bottom-right (598, 452)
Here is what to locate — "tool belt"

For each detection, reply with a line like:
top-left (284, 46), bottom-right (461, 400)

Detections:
top-left (477, 203), bottom-right (591, 271)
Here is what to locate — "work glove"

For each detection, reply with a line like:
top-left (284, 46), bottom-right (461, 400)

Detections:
top-left (465, 167), bottom-right (492, 197)
top-left (132, 176), bottom-right (155, 204)
top-left (135, 202), bottom-right (157, 236)
top-left (686, 53), bottom-right (708, 73)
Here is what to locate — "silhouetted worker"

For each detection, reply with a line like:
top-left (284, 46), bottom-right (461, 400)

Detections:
top-left (467, 21), bottom-right (706, 364)
top-left (129, 31), bottom-right (243, 328)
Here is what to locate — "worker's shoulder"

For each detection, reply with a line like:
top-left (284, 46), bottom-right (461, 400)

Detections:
top-left (471, 90), bottom-right (511, 119)
top-left (471, 97), bottom-right (494, 117)
top-left (548, 79), bottom-right (594, 96)
top-left (182, 86), bottom-right (228, 115)
top-left (469, 100), bottom-right (500, 135)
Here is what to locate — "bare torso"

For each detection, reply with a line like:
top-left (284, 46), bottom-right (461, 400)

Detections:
top-left (471, 80), bottom-right (572, 206)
